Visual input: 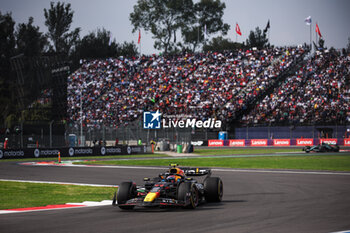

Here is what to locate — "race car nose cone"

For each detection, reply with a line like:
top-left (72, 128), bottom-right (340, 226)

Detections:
top-left (144, 192), bottom-right (159, 202)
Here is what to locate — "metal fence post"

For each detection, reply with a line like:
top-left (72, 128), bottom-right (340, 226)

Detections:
top-left (49, 120), bottom-right (54, 148)
top-left (20, 121), bottom-right (23, 148)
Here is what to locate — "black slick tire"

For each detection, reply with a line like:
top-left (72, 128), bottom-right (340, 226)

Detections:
top-left (204, 177), bottom-right (223, 202)
top-left (178, 182), bottom-right (199, 209)
top-left (117, 181), bottom-right (136, 210)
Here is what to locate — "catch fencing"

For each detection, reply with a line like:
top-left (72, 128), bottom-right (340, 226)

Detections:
top-left (1, 120), bottom-right (349, 149)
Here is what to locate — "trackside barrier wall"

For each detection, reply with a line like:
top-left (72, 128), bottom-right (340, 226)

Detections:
top-left (235, 125), bottom-right (349, 139)
top-left (0, 145), bottom-right (149, 159)
top-left (207, 139), bottom-right (350, 147)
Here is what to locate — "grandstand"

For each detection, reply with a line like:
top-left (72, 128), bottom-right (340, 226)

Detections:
top-left (67, 46), bottom-right (308, 127)
top-left (241, 50), bottom-right (350, 126)
top-left (66, 46), bottom-right (350, 145)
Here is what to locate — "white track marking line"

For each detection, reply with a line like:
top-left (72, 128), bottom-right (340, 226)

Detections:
top-left (0, 179), bottom-right (117, 187)
top-left (0, 200), bottom-right (113, 215)
top-left (66, 200), bottom-right (112, 206)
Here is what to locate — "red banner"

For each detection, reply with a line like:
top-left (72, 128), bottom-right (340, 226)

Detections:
top-left (320, 139), bottom-right (338, 145)
top-left (344, 139), bottom-right (350, 146)
top-left (273, 139), bottom-right (290, 146)
top-left (229, 140), bottom-right (245, 147)
top-left (296, 139), bottom-right (314, 146)
top-left (251, 139), bottom-right (267, 146)
top-left (208, 140), bottom-right (224, 147)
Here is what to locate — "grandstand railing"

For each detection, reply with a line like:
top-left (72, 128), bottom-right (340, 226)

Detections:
top-left (65, 119), bottom-right (221, 147)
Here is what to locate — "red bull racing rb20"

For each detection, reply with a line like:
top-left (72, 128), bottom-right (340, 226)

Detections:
top-left (113, 164), bottom-right (223, 210)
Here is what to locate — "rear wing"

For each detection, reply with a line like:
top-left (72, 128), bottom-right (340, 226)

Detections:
top-left (182, 167), bottom-right (211, 176)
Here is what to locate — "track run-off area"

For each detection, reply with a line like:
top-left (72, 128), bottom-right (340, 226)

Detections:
top-left (0, 151), bottom-right (350, 233)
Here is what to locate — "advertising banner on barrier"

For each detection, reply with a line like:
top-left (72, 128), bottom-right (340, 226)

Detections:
top-left (229, 140), bottom-right (245, 147)
top-left (67, 147), bottom-right (94, 157)
top-left (320, 139), bottom-right (338, 145)
top-left (251, 139), bottom-right (268, 146)
top-left (296, 139), bottom-right (314, 146)
top-left (0, 149), bottom-right (26, 159)
top-left (0, 146), bottom-right (149, 159)
top-left (273, 139), bottom-right (290, 146)
top-left (344, 139), bottom-right (350, 146)
top-left (33, 148), bottom-right (60, 158)
top-left (191, 141), bottom-right (208, 146)
top-left (208, 140), bottom-right (224, 147)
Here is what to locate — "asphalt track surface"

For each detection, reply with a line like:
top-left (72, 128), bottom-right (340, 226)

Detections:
top-left (1, 157), bottom-right (350, 233)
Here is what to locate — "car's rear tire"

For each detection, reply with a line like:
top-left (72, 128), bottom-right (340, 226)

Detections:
top-left (117, 181), bottom-right (136, 210)
top-left (204, 177), bottom-right (223, 202)
top-left (177, 182), bottom-right (199, 209)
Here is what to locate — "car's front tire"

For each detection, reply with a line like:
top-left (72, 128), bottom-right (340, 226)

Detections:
top-left (178, 182), bottom-right (199, 209)
top-left (204, 177), bottom-right (223, 202)
top-left (117, 181), bottom-right (136, 210)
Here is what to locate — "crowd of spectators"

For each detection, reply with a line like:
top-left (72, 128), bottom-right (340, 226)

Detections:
top-left (241, 50), bottom-right (350, 125)
top-left (67, 46), bottom-right (306, 128)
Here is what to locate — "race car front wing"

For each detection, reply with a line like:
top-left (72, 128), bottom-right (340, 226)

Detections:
top-left (117, 197), bottom-right (187, 208)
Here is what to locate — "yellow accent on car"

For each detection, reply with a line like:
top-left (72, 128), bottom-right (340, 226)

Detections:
top-left (144, 192), bottom-right (158, 202)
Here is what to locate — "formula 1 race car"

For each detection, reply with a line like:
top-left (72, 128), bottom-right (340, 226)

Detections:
top-left (112, 164), bottom-right (223, 210)
top-left (303, 143), bottom-right (340, 153)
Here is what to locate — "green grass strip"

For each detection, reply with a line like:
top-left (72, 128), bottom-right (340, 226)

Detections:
top-left (75, 155), bottom-right (350, 172)
top-left (0, 181), bottom-right (117, 210)
top-left (195, 148), bottom-right (301, 155)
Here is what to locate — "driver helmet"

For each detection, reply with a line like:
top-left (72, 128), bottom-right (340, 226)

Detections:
top-left (166, 175), bottom-right (181, 183)
top-left (169, 167), bottom-right (185, 177)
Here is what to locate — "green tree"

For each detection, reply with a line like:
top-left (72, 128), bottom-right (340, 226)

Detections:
top-left (119, 41), bottom-right (139, 57)
top-left (71, 28), bottom-right (138, 67)
top-left (15, 17), bottom-right (48, 56)
top-left (203, 36), bottom-right (244, 52)
top-left (182, 0), bottom-right (229, 52)
top-left (0, 11), bottom-right (16, 127)
top-left (44, 1), bottom-right (80, 55)
top-left (130, 0), bottom-right (194, 54)
top-left (246, 27), bottom-right (269, 49)
top-left (75, 28), bottom-right (118, 59)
